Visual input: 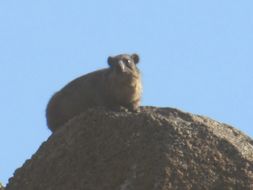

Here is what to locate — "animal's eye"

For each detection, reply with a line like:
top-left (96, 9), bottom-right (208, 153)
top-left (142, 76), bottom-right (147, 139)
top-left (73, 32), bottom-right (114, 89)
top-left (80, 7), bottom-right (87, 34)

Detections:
top-left (122, 58), bottom-right (129, 64)
top-left (126, 60), bottom-right (133, 69)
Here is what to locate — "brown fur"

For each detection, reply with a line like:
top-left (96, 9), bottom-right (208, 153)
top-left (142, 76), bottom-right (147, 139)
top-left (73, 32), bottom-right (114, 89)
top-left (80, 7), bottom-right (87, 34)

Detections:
top-left (46, 53), bottom-right (142, 132)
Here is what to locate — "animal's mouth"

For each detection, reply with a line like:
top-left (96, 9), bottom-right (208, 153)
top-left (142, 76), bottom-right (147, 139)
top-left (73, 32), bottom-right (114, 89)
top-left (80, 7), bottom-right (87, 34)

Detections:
top-left (118, 70), bottom-right (139, 79)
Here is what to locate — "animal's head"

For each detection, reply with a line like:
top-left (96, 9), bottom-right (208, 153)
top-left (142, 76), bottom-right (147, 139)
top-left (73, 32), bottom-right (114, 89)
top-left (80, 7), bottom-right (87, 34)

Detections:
top-left (107, 53), bottom-right (140, 78)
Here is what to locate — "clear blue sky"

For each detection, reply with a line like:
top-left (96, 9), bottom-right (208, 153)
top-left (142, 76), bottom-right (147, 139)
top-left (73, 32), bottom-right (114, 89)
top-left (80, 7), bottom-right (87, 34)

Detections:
top-left (0, 0), bottom-right (252, 185)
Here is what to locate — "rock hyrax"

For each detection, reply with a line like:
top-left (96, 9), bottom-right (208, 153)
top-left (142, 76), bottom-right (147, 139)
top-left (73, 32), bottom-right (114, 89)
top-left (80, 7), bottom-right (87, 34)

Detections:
top-left (46, 53), bottom-right (142, 132)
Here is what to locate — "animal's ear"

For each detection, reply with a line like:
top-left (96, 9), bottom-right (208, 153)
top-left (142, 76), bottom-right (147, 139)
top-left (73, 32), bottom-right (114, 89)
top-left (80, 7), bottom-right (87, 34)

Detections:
top-left (107, 56), bottom-right (114, 66)
top-left (131, 53), bottom-right (139, 64)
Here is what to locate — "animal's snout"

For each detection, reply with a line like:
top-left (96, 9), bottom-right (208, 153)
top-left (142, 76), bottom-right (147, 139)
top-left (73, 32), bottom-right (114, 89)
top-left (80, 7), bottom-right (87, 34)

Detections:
top-left (117, 61), bottom-right (126, 73)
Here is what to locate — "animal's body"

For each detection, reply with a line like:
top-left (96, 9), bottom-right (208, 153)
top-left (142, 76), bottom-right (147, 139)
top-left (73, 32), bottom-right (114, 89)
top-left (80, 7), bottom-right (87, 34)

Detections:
top-left (46, 53), bottom-right (142, 132)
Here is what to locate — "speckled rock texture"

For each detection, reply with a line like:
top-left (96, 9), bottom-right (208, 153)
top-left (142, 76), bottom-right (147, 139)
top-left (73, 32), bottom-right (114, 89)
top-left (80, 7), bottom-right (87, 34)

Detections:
top-left (5, 107), bottom-right (253, 190)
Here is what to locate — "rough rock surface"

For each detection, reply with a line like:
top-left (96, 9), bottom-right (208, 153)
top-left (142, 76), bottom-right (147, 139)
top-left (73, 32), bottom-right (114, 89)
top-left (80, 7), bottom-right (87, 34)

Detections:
top-left (6, 107), bottom-right (253, 190)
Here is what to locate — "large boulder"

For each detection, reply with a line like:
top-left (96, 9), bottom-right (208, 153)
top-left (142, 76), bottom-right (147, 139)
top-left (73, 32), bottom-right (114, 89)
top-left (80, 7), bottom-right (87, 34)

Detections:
top-left (6, 107), bottom-right (253, 190)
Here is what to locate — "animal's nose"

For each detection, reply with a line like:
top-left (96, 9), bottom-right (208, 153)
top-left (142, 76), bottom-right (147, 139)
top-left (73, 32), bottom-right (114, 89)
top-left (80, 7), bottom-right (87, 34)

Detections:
top-left (118, 61), bottom-right (126, 72)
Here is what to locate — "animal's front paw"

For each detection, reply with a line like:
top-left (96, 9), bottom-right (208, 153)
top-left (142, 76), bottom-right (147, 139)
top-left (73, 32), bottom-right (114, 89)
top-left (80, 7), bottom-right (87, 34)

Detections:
top-left (127, 105), bottom-right (141, 113)
top-left (111, 106), bottom-right (129, 113)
